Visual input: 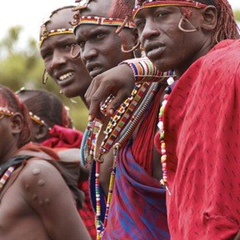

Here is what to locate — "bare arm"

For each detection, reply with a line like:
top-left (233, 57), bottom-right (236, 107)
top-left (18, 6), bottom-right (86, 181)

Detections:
top-left (85, 57), bottom-right (163, 121)
top-left (85, 64), bottom-right (135, 121)
top-left (20, 160), bottom-right (91, 240)
top-left (58, 148), bottom-right (90, 181)
top-left (234, 230), bottom-right (240, 240)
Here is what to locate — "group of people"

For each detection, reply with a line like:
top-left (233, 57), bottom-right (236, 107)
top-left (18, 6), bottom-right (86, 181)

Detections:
top-left (1, 0), bottom-right (240, 239)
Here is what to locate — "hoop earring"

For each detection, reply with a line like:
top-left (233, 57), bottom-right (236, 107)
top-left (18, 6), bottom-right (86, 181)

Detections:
top-left (70, 44), bottom-right (81, 59)
top-left (42, 69), bottom-right (48, 84)
top-left (121, 40), bottom-right (140, 53)
top-left (115, 15), bottom-right (131, 34)
top-left (178, 16), bottom-right (198, 33)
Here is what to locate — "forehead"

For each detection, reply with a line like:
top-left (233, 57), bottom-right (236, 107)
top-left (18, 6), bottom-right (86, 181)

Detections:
top-left (46, 8), bottom-right (75, 30)
top-left (79, 0), bottom-right (116, 17)
top-left (75, 24), bottom-right (116, 37)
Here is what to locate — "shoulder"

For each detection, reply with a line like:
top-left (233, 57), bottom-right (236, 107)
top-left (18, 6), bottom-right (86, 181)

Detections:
top-left (18, 159), bottom-right (66, 190)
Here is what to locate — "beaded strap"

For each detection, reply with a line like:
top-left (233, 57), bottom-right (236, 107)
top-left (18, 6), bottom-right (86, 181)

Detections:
top-left (0, 166), bottom-right (16, 191)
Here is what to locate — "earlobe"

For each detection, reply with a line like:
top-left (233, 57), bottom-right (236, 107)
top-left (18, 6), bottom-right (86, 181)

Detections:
top-left (201, 6), bottom-right (218, 31)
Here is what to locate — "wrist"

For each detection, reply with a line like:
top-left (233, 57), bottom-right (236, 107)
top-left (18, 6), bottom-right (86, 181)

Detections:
top-left (120, 57), bottom-right (163, 83)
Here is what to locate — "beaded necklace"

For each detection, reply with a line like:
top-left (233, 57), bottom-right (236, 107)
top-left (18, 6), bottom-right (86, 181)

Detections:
top-left (96, 82), bottom-right (163, 239)
top-left (81, 76), bottom-right (172, 239)
top-left (158, 75), bottom-right (175, 195)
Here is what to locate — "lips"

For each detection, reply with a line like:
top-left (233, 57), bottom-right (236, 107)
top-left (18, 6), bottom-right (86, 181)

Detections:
top-left (144, 42), bottom-right (165, 60)
top-left (86, 63), bottom-right (103, 78)
top-left (58, 71), bottom-right (74, 81)
top-left (54, 71), bottom-right (75, 88)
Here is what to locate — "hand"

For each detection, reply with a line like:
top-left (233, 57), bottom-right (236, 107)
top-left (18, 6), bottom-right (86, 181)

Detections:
top-left (233, 229), bottom-right (240, 240)
top-left (85, 64), bottom-right (135, 121)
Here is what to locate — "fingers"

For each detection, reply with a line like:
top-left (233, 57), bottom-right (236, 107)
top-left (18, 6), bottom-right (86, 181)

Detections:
top-left (84, 64), bottom-right (136, 121)
top-left (105, 89), bottom-right (132, 116)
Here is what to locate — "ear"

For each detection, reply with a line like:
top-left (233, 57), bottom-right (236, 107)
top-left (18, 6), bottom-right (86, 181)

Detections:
top-left (33, 124), bottom-right (50, 142)
top-left (10, 113), bottom-right (24, 134)
top-left (201, 6), bottom-right (218, 31)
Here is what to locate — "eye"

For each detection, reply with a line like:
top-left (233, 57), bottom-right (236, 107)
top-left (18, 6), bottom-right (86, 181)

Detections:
top-left (154, 10), bottom-right (169, 19)
top-left (80, 41), bottom-right (86, 48)
top-left (41, 50), bottom-right (53, 60)
top-left (95, 33), bottom-right (105, 39)
top-left (64, 43), bottom-right (74, 50)
top-left (134, 19), bottom-right (146, 30)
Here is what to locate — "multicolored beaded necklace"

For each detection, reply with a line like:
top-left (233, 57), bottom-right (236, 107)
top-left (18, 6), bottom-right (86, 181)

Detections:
top-left (158, 75), bottom-right (175, 195)
top-left (81, 81), bottom-right (169, 239)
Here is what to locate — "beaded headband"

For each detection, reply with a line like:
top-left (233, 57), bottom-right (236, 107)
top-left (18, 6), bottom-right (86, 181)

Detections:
top-left (133, 0), bottom-right (208, 19)
top-left (73, 16), bottom-right (136, 34)
top-left (39, 26), bottom-right (73, 47)
top-left (29, 112), bottom-right (51, 130)
top-left (0, 108), bottom-right (14, 120)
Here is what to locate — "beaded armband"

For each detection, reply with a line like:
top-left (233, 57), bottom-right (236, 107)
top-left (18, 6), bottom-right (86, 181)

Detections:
top-left (120, 57), bottom-right (170, 83)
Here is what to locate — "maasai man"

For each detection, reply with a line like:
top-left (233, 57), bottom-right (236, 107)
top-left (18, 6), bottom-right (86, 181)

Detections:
top-left (0, 84), bottom-right (91, 240)
top-left (17, 88), bottom-right (96, 239)
top-left (84, 0), bottom-right (240, 239)
top-left (38, 6), bottom-right (96, 238)
top-left (39, 6), bottom-right (92, 103)
top-left (73, 0), bottom-right (170, 239)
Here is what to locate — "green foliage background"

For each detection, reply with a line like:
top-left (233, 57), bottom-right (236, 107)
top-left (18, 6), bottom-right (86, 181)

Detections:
top-left (0, 11), bottom-right (239, 132)
top-left (0, 26), bottom-right (88, 132)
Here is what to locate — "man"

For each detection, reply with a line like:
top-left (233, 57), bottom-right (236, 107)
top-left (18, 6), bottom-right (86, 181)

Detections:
top-left (84, 0), bottom-right (240, 239)
top-left (0, 84), bottom-right (91, 240)
top-left (39, 7), bottom-right (96, 239)
top-left (73, 0), bottom-right (170, 239)
top-left (39, 6), bottom-right (92, 104)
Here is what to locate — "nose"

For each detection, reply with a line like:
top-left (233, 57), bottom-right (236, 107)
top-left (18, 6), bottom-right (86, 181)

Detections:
top-left (81, 43), bottom-right (98, 62)
top-left (140, 19), bottom-right (160, 42)
top-left (50, 49), bottom-right (67, 70)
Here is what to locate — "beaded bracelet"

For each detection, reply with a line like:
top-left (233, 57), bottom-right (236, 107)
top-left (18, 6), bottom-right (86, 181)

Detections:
top-left (120, 57), bottom-right (169, 83)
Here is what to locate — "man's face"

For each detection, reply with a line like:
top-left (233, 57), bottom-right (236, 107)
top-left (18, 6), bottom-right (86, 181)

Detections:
top-left (40, 8), bottom-right (91, 98)
top-left (74, 24), bottom-right (135, 78)
top-left (134, 6), bottom-right (206, 76)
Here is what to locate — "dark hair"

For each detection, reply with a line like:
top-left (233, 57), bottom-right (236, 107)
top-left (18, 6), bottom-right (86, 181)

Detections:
top-left (0, 85), bottom-right (32, 147)
top-left (108, 0), bottom-right (135, 18)
top-left (17, 89), bottom-right (71, 128)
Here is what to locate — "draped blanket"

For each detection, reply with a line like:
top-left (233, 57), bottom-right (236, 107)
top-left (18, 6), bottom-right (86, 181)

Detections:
top-left (102, 143), bottom-right (169, 239)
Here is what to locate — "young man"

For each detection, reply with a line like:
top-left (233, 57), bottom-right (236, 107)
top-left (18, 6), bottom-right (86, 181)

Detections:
top-left (39, 7), bottom-right (96, 238)
top-left (0, 84), bottom-right (91, 240)
top-left (84, 0), bottom-right (240, 239)
top-left (39, 6), bottom-right (92, 103)
top-left (73, 0), bottom-right (170, 239)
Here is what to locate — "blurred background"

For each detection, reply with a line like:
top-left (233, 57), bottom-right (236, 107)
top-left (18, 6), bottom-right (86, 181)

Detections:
top-left (0, 1), bottom-right (239, 131)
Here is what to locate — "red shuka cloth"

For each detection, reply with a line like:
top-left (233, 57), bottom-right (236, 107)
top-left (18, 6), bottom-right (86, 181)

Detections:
top-left (42, 125), bottom-right (96, 239)
top-left (163, 39), bottom-right (240, 239)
